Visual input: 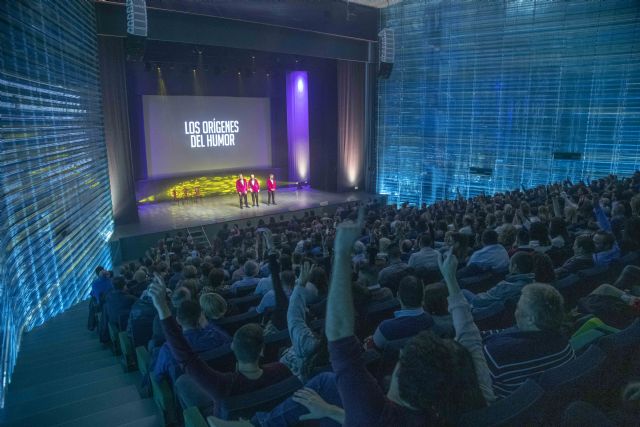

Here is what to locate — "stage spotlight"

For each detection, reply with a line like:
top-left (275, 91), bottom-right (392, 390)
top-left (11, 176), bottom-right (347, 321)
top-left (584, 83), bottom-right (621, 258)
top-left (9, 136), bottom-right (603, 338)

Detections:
top-left (354, 186), bottom-right (359, 190)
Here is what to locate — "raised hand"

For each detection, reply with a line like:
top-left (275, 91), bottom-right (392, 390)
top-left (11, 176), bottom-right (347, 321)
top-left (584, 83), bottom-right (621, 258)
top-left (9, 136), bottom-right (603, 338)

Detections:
top-left (298, 261), bottom-right (313, 287)
top-left (150, 273), bottom-right (171, 319)
top-left (437, 250), bottom-right (459, 285)
top-left (333, 205), bottom-right (365, 255)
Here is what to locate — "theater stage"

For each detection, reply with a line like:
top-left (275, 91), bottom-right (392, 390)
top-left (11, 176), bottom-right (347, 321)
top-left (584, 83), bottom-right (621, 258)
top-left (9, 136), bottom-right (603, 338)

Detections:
top-left (110, 188), bottom-right (381, 263)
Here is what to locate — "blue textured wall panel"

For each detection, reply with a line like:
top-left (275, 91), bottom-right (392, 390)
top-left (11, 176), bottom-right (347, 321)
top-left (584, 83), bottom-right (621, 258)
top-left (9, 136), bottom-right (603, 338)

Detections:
top-left (377, 0), bottom-right (640, 205)
top-left (0, 0), bottom-right (113, 404)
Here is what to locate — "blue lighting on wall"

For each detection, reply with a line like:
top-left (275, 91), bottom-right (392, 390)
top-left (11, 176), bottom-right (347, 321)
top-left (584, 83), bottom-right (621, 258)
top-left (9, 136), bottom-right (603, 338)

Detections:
top-left (377, 0), bottom-right (640, 205)
top-left (0, 0), bottom-right (113, 405)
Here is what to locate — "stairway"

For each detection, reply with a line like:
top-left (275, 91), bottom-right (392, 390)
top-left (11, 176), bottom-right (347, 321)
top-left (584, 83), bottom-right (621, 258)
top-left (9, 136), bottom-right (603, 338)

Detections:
top-left (1, 303), bottom-right (161, 427)
top-left (187, 226), bottom-right (212, 249)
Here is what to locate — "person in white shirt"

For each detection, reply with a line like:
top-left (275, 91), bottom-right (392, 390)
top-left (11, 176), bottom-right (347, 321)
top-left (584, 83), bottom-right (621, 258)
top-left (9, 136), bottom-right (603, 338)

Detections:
top-left (408, 233), bottom-right (439, 272)
top-left (459, 230), bottom-right (509, 279)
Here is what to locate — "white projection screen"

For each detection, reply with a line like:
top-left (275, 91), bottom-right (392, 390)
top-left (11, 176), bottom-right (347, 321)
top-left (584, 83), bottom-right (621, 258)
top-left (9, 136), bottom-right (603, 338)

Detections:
top-left (142, 95), bottom-right (272, 178)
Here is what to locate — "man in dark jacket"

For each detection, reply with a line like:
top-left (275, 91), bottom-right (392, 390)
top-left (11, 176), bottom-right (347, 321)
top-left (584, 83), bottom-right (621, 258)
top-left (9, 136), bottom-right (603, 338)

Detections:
top-left (104, 276), bottom-right (137, 330)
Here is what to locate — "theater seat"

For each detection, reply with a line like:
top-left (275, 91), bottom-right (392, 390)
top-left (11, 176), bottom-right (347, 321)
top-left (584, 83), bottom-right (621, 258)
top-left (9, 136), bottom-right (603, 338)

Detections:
top-left (537, 345), bottom-right (608, 423)
top-left (227, 293), bottom-right (262, 313)
top-left (456, 379), bottom-right (545, 426)
top-left (201, 343), bottom-right (236, 372)
top-left (361, 298), bottom-right (400, 337)
top-left (263, 328), bottom-right (292, 363)
top-left (217, 375), bottom-right (303, 420)
top-left (107, 322), bottom-right (121, 355)
top-left (217, 310), bottom-right (263, 334)
top-left (118, 331), bottom-right (137, 371)
top-left (150, 375), bottom-right (178, 427)
top-left (183, 406), bottom-right (208, 427)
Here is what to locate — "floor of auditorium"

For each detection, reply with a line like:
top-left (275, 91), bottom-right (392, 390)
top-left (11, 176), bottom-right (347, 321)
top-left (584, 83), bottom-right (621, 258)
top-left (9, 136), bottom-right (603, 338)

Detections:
top-left (113, 187), bottom-right (373, 239)
top-left (1, 304), bottom-right (160, 427)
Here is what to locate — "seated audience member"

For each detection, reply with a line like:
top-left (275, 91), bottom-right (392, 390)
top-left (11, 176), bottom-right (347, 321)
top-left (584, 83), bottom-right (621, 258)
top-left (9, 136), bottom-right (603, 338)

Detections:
top-left (369, 275), bottom-right (437, 349)
top-left (592, 230), bottom-right (620, 266)
top-left (207, 215), bottom-right (494, 427)
top-left (280, 268), bottom-right (329, 381)
top-left (554, 235), bottom-right (595, 279)
top-left (497, 224), bottom-right (517, 251)
top-left (104, 276), bottom-right (136, 330)
top-left (352, 240), bottom-right (367, 270)
top-left (483, 283), bottom-right (575, 398)
top-left (508, 227), bottom-right (534, 257)
top-left (151, 300), bottom-right (231, 384)
top-left (90, 267), bottom-right (112, 303)
top-left (357, 264), bottom-right (393, 303)
top-left (253, 269), bottom-right (273, 296)
top-left (128, 269), bottom-right (149, 298)
top-left (199, 292), bottom-right (228, 322)
top-left (149, 286), bottom-right (192, 352)
top-left (400, 239), bottom-right (413, 263)
top-left (207, 268), bottom-right (226, 292)
top-left (230, 260), bottom-right (260, 294)
top-left (147, 275), bottom-right (292, 417)
top-left (127, 290), bottom-right (157, 348)
top-left (168, 262), bottom-right (184, 289)
top-left (302, 266), bottom-right (328, 305)
top-left (528, 221), bottom-right (552, 253)
top-left (531, 252), bottom-right (556, 284)
top-left (255, 270), bottom-right (295, 315)
top-left (377, 243), bottom-right (412, 292)
top-left (459, 230), bottom-right (509, 278)
top-left (549, 217), bottom-right (569, 248)
top-left (463, 251), bottom-right (536, 313)
top-left (408, 233), bottom-right (439, 271)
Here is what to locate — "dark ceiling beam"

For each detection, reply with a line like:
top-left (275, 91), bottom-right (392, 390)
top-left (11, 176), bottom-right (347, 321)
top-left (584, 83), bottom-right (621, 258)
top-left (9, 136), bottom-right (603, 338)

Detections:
top-left (95, 2), bottom-right (375, 63)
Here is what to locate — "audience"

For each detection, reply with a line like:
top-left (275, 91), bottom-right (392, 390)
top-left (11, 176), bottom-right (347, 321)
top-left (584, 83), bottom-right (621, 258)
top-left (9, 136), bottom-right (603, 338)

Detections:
top-left (90, 172), bottom-right (640, 425)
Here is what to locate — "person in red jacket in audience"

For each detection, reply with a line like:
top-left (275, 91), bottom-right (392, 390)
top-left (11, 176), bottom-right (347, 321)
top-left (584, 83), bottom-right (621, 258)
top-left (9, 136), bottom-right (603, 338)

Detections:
top-left (248, 174), bottom-right (260, 207)
top-left (236, 174), bottom-right (249, 209)
top-left (267, 173), bottom-right (277, 205)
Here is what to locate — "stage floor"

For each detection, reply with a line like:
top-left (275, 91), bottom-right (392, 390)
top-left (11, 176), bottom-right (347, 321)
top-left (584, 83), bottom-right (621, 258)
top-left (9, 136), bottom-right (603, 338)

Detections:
top-left (112, 187), bottom-right (373, 239)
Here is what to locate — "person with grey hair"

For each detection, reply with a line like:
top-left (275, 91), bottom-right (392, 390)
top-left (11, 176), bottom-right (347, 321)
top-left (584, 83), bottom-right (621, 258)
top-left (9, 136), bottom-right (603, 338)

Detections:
top-left (230, 260), bottom-right (260, 295)
top-left (482, 283), bottom-right (575, 398)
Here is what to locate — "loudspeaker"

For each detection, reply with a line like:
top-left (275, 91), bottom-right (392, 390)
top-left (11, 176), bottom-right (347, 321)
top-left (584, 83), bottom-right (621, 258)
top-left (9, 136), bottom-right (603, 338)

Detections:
top-left (378, 28), bottom-right (394, 79)
top-left (125, 0), bottom-right (147, 61)
top-left (378, 62), bottom-right (393, 79)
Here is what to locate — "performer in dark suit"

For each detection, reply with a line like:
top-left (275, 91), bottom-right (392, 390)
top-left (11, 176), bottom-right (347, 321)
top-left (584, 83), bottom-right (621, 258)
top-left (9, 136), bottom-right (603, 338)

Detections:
top-left (236, 174), bottom-right (249, 209)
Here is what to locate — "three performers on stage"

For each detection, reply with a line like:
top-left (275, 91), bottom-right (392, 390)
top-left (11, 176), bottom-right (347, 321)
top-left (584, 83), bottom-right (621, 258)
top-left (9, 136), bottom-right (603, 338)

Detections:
top-left (236, 173), bottom-right (276, 209)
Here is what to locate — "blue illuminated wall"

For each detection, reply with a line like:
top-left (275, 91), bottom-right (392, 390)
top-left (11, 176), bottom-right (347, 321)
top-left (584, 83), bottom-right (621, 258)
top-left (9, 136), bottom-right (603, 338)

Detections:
top-left (0, 0), bottom-right (113, 404)
top-left (377, 0), bottom-right (640, 205)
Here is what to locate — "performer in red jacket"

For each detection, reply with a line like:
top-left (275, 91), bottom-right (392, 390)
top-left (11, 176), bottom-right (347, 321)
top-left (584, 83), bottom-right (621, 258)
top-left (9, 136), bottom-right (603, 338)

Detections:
top-left (267, 173), bottom-right (277, 205)
top-left (248, 174), bottom-right (260, 207)
top-left (236, 174), bottom-right (249, 209)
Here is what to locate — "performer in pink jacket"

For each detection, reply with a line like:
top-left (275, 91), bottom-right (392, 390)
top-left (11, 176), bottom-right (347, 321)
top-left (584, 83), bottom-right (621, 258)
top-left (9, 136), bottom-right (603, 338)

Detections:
top-left (267, 173), bottom-right (276, 205)
top-left (248, 174), bottom-right (260, 207)
top-left (236, 174), bottom-right (249, 209)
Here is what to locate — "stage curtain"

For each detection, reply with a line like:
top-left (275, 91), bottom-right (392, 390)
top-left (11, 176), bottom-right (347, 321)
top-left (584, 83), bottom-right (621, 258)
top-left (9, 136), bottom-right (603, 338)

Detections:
top-left (98, 36), bottom-right (139, 224)
top-left (337, 60), bottom-right (366, 191)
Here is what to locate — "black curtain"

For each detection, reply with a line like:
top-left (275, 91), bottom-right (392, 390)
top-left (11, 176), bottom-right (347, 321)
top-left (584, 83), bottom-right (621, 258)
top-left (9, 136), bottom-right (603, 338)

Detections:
top-left (98, 36), bottom-right (138, 224)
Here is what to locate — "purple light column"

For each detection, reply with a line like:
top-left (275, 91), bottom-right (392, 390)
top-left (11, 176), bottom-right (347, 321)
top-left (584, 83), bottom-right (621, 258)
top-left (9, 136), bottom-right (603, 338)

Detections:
top-left (286, 71), bottom-right (310, 183)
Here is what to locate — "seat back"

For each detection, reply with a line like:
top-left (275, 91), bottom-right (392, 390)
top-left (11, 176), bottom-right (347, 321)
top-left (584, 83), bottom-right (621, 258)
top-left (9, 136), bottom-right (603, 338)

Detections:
top-left (183, 406), bottom-right (208, 427)
top-left (227, 293), bottom-right (262, 313)
top-left (361, 298), bottom-right (400, 337)
top-left (201, 343), bottom-right (236, 372)
top-left (263, 328), bottom-right (292, 363)
top-left (537, 345), bottom-right (608, 423)
top-left (217, 310), bottom-right (262, 334)
top-left (217, 375), bottom-right (303, 420)
top-left (456, 379), bottom-right (545, 427)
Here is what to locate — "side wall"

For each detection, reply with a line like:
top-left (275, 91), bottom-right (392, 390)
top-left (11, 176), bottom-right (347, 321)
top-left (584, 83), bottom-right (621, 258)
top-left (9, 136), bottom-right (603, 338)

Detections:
top-left (0, 0), bottom-right (113, 403)
top-left (377, 0), bottom-right (640, 205)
